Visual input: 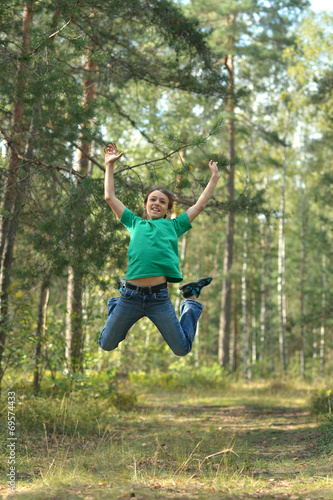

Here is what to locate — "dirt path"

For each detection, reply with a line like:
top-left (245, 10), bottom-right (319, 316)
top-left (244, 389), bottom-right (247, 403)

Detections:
top-left (2, 391), bottom-right (332, 500)
top-left (128, 397), bottom-right (333, 499)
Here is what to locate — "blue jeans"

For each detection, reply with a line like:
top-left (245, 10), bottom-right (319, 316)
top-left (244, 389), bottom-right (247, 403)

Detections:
top-left (99, 286), bottom-right (203, 356)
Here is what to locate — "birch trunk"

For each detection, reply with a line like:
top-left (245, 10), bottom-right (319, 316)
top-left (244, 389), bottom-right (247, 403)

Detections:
top-left (313, 327), bottom-right (318, 375)
top-left (230, 283), bottom-right (238, 373)
top-left (251, 292), bottom-right (257, 365)
top-left (65, 266), bottom-right (75, 372)
top-left (313, 328), bottom-right (318, 357)
top-left (259, 218), bottom-right (266, 363)
top-left (267, 218), bottom-right (274, 373)
top-left (33, 277), bottom-right (50, 393)
top-left (320, 252), bottom-right (326, 377)
top-left (277, 143), bottom-right (287, 372)
top-left (247, 223), bottom-right (256, 380)
top-left (241, 163), bottom-right (249, 378)
top-left (300, 186), bottom-right (306, 379)
top-left (175, 233), bottom-right (188, 312)
top-left (195, 321), bottom-right (200, 369)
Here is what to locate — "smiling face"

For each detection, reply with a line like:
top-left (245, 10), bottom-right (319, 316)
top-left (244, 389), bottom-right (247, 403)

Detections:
top-left (144, 190), bottom-right (171, 220)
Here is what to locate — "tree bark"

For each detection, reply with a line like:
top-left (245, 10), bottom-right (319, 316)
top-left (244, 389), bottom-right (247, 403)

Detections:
top-left (300, 185), bottom-right (306, 379)
top-left (70, 271), bottom-right (84, 372)
top-left (230, 281), bottom-right (238, 373)
top-left (218, 52), bottom-right (235, 369)
top-left (251, 292), bottom-right (257, 365)
top-left (277, 143), bottom-right (287, 372)
top-left (33, 276), bottom-right (50, 393)
top-left (241, 162), bottom-right (249, 379)
top-left (195, 320), bottom-right (200, 369)
top-left (66, 54), bottom-right (96, 373)
top-left (65, 265), bottom-right (75, 372)
top-left (175, 233), bottom-right (188, 313)
top-left (312, 327), bottom-right (318, 374)
top-left (259, 218), bottom-right (266, 363)
top-left (320, 251), bottom-right (326, 377)
top-left (267, 217), bottom-right (274, 373)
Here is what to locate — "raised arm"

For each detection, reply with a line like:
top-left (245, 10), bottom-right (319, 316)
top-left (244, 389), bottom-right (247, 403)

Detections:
top-left (186, 160), bottom-right (220, 223)
top-left (104, 143), bottom-right (126, 219)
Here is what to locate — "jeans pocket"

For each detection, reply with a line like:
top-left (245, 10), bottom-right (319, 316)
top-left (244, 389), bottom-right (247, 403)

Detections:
top-left (153, 289), bottom-right (169, 301)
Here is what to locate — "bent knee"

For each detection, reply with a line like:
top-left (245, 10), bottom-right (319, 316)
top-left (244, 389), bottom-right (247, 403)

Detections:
top-left (98, 335), bottom-right (118, 352)
top-left (173, 346), bottom-right (192, 357)
top-left (99, 341), bottom-right (113, 352)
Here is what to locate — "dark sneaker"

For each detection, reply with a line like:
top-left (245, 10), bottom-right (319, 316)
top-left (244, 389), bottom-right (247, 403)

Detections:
top-left (179, 277), bottom-right (213, 298)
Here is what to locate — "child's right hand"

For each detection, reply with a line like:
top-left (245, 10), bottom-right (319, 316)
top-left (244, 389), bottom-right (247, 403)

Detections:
top-left (208, 159), bottom-right (220, 179)
top-left (103, 143), bottom-right (124, 165)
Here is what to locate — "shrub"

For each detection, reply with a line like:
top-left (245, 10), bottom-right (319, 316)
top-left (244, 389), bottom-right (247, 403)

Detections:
top-left (317, 421), bottom-right (333, 453)
top-left (309, 388), bottom-right (333, 417)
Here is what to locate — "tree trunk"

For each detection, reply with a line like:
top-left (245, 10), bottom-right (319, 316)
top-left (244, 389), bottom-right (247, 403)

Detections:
top-left (65, 266), bottom-right (85, 373)
top-left (230, 281), bottom-right (237, 373)
top-left (300, 185), bottom-right (306, 379)
top-left (267, 217), bottom-right (274, 373)
top-left (259, 218), bottom-right (266, 363)
top-left (218, 52), bottom-right (235, 369)
top-left (247, 222), bottom-right (256, 380)
top-left (251, 292), bottom-right (257, 365)
top-left (241, 163), bottom-right (249, 379)
top-left (277, 143), bottom-right (287, 372)
top-left (65, 266), bottom-right (74, 372)
top-left (320, 251), bottom-right (326, 377)
top-left (70, 271), bottom-right (84, 372)
top-left (312, 327), bottom-right (318, 375)
top-left (0, 1), bottom-right (33, 387)
top-left (33, 276), bottom-right (50, 393)
top-left (66, 55), bottom-right (96, 373)
top-left (175, 233), bottom-right (188, 312)
top-left (195, 320), bottom-right (200, 369)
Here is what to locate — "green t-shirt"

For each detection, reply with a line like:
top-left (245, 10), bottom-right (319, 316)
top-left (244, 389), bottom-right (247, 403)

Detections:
top-left (120, 208), bottom-right (192, 283)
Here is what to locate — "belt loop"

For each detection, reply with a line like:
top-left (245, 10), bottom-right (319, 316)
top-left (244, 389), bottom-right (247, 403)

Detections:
top-left (149, 286), bottom-right (152, 295)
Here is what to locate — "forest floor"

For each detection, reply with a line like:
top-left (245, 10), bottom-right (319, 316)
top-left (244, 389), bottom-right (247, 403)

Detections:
top-left (0, 380), bottom-right (332, 499)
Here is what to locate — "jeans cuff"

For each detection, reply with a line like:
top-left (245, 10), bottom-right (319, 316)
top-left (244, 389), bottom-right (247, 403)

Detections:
top-left (181, 298), bottom-right (203, 309)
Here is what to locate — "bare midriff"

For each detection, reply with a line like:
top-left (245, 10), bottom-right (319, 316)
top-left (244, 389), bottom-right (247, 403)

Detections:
top-left (127, 276), bottom-right (167, 287)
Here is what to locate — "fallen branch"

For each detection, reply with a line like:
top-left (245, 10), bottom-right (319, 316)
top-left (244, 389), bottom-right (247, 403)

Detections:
top-left (204, 448), bottom-right (239, 460)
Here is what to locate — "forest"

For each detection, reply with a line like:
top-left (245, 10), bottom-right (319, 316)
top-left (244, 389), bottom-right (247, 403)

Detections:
top-left (0, 1), bottom-right (332, 498)
top-left (1, 0), bottom-right (332, 386)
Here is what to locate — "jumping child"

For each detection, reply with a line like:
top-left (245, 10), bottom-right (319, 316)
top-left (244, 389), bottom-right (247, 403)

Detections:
top-left (99, 143), bottom-right (220, 356)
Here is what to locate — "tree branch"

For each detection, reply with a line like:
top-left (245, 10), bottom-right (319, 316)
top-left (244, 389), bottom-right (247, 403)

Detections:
top-left (30, 0), bottom-right (80, 55)
top-left (113, 130), bottom-right (220, 175)
top-left (0, 125), bottom-right (86, 180)
top-left (71, 19), bottom-right (224, 97)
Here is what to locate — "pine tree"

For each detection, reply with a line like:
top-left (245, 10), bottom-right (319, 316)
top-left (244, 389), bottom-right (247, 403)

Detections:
top-left (0, 0), bottom-right (34, 386)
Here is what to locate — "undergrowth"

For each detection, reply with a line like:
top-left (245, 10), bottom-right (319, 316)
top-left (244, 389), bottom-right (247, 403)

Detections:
top-left (0, 370), bottom-right (137, 448)
top-left (129, 361), bottom-right (230, 389)
top-left (310, 387), bottom-right (333, 454)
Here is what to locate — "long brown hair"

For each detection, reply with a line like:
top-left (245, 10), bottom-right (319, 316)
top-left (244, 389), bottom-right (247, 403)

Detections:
top-left (143, 185), bottom-right (175, 220)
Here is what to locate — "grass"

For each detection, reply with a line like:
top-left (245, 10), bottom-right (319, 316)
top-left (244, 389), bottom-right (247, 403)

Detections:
top-left (0, 375), bottom-right (332, 499)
